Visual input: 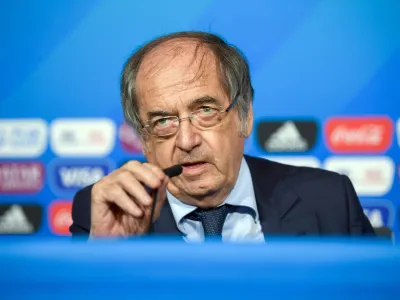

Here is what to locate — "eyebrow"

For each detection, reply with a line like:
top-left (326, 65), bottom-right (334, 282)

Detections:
top-left (188, 96), bottom-right (221, 110)
top-left (146, 110), bottom-right (172, 120)
top-left (146, 96), bottom-right (221, 120)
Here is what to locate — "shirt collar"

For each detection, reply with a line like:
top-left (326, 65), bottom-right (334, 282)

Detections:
top-left (167, 157), bottom-right (258, 225)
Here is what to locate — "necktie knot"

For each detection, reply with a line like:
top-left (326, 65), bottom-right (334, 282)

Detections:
top-left (186, 205), bottom-right (230, 239)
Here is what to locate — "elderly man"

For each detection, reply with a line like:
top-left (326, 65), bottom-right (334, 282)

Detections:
top-left (70, 31), bottom-right (374, 241)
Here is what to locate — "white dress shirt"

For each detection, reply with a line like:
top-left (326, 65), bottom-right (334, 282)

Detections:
top-left (167, 158), bottom-right (265, 243)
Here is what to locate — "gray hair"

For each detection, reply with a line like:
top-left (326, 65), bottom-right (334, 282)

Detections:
top-left (120, 31), bottom-right (254, 136)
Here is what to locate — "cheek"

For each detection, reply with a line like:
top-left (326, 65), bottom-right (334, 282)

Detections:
top-left (217, 120), bottom-right (245, 168)
top-left (203, 121), bottom-right (242, 161)
top-left (146, 139), bottom-right (175, 167)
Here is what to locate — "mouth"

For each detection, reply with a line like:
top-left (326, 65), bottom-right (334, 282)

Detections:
top-left (179, 161), bottom-right (209, 174)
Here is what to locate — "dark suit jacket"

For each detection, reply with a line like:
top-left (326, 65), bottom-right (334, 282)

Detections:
top-left (69, 155), bottom-right (374, 237)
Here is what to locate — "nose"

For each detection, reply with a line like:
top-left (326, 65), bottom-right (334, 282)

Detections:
top-left (175, 117), bottom-right (202, 152)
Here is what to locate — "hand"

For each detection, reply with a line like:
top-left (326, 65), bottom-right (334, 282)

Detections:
top-left (90, 161), bottom-right (168, 237)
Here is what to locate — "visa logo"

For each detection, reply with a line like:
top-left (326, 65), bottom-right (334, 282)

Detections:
top-left (54, 164), bottom-right (110, 190)
top-left (363, 206), bottom-right (391, 227)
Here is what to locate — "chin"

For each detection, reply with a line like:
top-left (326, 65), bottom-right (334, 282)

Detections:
top-left (180, 177), bottom-right (222, 198)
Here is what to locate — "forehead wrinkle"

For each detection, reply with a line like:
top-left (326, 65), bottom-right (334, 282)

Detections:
top-left (139, 78), bottom-right (209, 108)
top-left (146, 93), bottom-right (221, 120)
top-left (138, 39), bottom-right (215, 90)
top-left (146, 95), bottom-right (185, 115)
top-left (138, 64), bottom-right (214, 107)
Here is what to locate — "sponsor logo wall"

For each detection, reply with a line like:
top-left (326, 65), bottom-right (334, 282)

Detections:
top-left (50, 119), bottom-right (116, 157)
top-left (324, 117), bottom-right (393, 153)
top-left (0, 119), bottom-right (141, 236)
top-left (48, 158), bottom-right (115, 197)
top-left (0, 204), bottom-right (42, 234)
top-left (0, 162), bottom-right (45, 193)
top-left (1, 116), bottom-right (398, 237)
top-left (257, 116), bottom-right (399, 238)
top-left (362, 200), bottom-right (395, 228)
top-left (324, 156), bottom-right (394, 196)
top-left (0, 119), bottom-right (47, 157)
top-left (256, 120), bottom-right (318, 152)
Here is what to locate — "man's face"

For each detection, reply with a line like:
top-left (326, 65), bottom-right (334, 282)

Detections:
top-left (136, 40), bottom-right (252, 207)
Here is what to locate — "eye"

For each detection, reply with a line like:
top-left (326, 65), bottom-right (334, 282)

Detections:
top-left (198, 106), bottom-right (218, 116)
top-left (153, 117), bottom-right (173, 128)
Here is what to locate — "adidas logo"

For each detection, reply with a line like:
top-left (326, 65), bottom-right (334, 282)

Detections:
top-left (0, 205), bottom-right (34, 233)
top-left (264, 121), bottom-right (308, 151)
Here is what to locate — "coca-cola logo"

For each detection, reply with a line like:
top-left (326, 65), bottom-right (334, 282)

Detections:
top-left (54, 208), bottom-right (72, 228)
top-left (48, 200), bottom-right (72, 235)
top-left (330, 124), bottom-right (384, 145)
top-left (325, 117), bottom-right (393, 153)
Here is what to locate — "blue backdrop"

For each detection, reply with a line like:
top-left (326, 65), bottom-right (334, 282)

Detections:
top-left (0, 0), bottom-right (399, 238)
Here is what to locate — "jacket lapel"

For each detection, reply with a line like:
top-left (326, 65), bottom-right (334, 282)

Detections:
top-left (257, 179), bottom-right (302, 235)
top-left (245, 155), bottom-right (311, 235)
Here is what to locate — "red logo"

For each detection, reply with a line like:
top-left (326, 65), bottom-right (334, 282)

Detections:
top-left (0, 162), bottom-right (44, 193)
top-left (325, 117), bottom-right (393, 153)
top-left (118, 124), bottom-right (142, 153)
top-left (48, 200), bottom-right (72, 235)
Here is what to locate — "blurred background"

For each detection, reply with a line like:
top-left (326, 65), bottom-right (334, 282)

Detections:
top-left (0, 0), bottom-right (399, 239)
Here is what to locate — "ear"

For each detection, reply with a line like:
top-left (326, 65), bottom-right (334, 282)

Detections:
top-left (243, 101), bottom-right (253, 138)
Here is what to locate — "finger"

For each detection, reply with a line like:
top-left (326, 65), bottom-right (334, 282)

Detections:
top-left (117, 171), bottom-right (153, 207)
top-left (121, 161), bottom-right (163, 189)
top-left (142, 163), bottom-right (166, 181)
top-left (104, 185), bottom-right (144, 218)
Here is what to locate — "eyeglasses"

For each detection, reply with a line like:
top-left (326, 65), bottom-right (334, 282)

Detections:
top-left (142, 96), bottom-right (239, 137)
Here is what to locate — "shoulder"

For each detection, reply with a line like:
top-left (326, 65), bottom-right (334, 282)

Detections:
top-left (244, 155), bottom-right (345, 185)
top-left (72, 184), bottom-right (93, 209)
top-left (70, 184), bottom-right (94, 233)
top-left (244, 155), bottom-right (374, 235)
top-left (244, 155), bottom-right (352, 204)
